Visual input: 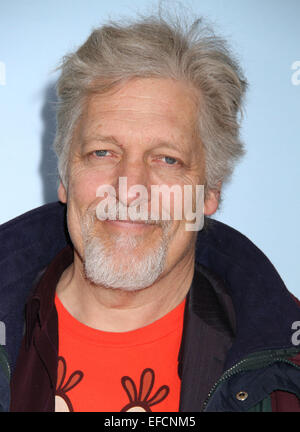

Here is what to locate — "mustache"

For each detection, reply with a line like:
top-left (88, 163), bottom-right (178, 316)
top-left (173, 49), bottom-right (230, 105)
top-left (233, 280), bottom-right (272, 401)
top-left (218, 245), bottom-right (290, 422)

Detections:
top-left (97, 197), bottom-right (171, 225)
top-left (82, 199), bottom-right (172, 232)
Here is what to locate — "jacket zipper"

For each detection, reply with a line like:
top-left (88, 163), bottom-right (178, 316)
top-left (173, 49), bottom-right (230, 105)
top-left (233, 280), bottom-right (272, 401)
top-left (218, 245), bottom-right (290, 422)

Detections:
top-left (201, 348), bottom-right (300, 412)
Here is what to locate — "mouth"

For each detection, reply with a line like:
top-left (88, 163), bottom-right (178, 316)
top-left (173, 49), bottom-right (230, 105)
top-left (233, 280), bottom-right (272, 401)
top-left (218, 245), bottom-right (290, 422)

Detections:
top-left (104, 218), bottom-right (159, 231)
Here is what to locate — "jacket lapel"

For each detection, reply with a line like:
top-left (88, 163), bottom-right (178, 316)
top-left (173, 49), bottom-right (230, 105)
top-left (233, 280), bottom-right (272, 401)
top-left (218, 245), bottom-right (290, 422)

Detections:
top-left (179, 264), bottom-right (236, 411)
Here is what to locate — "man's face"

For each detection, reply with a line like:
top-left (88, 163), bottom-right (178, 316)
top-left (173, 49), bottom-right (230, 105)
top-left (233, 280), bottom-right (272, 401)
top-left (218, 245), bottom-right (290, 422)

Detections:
top-left (59, 77), bottom-right (218, 290)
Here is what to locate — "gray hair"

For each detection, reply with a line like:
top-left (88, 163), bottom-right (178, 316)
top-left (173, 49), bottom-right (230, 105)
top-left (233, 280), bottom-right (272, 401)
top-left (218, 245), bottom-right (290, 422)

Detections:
top-left (54, 11), bottom-right (248, 191)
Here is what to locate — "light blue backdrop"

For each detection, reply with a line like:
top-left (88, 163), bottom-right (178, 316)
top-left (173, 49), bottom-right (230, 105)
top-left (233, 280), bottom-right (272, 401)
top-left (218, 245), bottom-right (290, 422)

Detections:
top-left (1, 0), bottom-right (299, 296)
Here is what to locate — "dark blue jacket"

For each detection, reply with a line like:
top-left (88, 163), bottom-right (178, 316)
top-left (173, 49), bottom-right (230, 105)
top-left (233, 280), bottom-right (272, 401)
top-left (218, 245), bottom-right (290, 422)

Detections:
top-left (1, 202), bottom-right (300, 411)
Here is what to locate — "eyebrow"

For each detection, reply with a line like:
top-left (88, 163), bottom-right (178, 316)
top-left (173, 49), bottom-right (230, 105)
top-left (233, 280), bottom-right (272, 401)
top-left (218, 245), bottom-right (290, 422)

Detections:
top-left (83, 134), bottom-right (185, 152)
top-left (83, 134), bottom-right (122, 147)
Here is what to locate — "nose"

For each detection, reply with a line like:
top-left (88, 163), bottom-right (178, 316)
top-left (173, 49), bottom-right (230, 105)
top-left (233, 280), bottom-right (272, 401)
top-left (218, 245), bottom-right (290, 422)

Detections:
top-left (115, 159), bottom-right (151, 208)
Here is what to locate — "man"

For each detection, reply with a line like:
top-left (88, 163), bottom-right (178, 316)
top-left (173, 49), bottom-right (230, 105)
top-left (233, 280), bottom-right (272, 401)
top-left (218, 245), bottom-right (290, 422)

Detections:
top-left (1, 12), bottom-right (300, 412)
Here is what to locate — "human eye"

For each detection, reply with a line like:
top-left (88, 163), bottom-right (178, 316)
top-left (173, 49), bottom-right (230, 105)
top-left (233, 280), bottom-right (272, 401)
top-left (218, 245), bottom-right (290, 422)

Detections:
top-left (162, 156), bottom-right (179, 165)
top-left (86, 149), bottom-right (118, 166)
top-left (93, 150), bottom-right (111, 158)
top-left (151, 154), bottom-right (184, 169)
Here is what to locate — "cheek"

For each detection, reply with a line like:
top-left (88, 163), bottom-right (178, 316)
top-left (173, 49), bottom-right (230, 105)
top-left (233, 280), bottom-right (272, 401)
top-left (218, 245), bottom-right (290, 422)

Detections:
top-left (68, 170), bottom-right (112, 210)
top-left (150, 180), bottom-right (202, 223)
top-left (164, 221), bottom-right (197, 269)
top-left (66, 171), bottom-right (112, 251)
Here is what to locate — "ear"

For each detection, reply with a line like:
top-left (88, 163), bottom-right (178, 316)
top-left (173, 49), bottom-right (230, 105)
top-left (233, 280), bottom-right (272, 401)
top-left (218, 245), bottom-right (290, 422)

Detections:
top-left (204, 184), bottom-right (221, 216)
top-left (58, 181), bottom-right (67, 204)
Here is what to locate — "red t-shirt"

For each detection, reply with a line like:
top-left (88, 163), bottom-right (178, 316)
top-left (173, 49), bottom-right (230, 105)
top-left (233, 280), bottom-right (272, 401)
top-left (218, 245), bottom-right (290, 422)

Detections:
top-left (54, 295), bottom-right (185, 412)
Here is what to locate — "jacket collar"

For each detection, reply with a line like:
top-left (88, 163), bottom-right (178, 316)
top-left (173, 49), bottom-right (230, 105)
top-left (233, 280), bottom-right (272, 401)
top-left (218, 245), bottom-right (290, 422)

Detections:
top-left (1, 202), bottom-right (300, 373)
top-left (26, 242), bottom-right (237, 411)
top-left (195, 219), bottom-right (300, 369)
top-left (178, 262), bottom-right (236, 411)
top-left (26, 246), bottom-right (73, 351)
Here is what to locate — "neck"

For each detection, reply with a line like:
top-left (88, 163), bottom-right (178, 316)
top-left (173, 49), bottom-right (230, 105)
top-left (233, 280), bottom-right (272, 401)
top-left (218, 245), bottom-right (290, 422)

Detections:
top-left (56, 250), bottom-right (194, 332)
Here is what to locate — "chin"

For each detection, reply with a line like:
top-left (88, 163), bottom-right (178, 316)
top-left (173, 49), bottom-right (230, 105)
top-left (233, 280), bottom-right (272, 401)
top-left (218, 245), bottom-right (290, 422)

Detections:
top-left (83, 235), bottom-right (167, 291)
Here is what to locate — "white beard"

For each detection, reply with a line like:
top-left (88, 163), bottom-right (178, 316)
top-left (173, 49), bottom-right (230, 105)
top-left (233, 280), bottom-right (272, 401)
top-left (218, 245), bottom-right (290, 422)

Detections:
top-left (81, 210), bottom-right (171, 291)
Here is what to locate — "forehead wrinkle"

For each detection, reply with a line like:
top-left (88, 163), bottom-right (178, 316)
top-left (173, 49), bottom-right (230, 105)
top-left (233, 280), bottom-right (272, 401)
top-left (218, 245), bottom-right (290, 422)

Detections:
top-left (83, 134), bottom-right (122, 147)
top-left (85, 107), bottom-right (185, 125)
top-left (82, 112), bottom-right (192, 149)
top-left (84, 108), bottom-right (197, 137)
top-left (79, 78), bottom-right (201, 154)
top-left (86, 88), bottom-right (199, 125)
